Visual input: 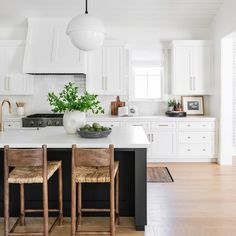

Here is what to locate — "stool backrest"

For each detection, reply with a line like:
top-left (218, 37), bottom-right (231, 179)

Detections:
top-left (72, 144), bottom-right (114, 181)
top-left (4, 145), bottom-right (47, 167)
top-left (72, 144), bottom-right (114, 168)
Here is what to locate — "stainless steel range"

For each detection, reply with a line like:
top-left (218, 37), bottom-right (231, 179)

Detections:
top-left (22, 113), bottom-right (63, 127)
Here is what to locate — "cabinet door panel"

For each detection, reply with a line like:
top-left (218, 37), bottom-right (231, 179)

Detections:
top-left (103, 46), bottom-right (124, 94)
top-left (0, 47), bottom-right (6, 93)
top-left (192, 46), bottom-right (212, 93)
top-left (125, 121), bottom-right (150, 129)
top-left (179, 144), bottom-right (213, 156)
top-left (7, 46), bottom-right (25, 93)
top-left (87, 121), bottom-right (123, 128)
top-left (173, 46), bottom-right (191, 94)
top-left (179, 132), bottom-right (213, 144)
top-left (178, 121), bottom-right (214, 131)
top-left (87, 45), bottom-right (126, 95)
top-left (86, 49), bottom-right (103, 93)
top-left (151, 132), bottom-right (176, 156)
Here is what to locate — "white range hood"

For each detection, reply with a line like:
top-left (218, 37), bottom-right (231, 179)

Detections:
top-left (23, 18), bottom-right (87, 74)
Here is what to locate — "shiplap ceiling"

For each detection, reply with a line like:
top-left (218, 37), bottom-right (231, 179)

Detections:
top-left (0, 0), bottom-right (224, 28)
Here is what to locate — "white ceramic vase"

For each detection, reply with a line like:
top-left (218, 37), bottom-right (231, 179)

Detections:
top-left (63, 110), bottom-right (86, 134)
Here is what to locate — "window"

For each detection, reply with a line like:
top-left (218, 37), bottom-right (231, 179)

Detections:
top-left (132, 66), bottom-right (163, 100)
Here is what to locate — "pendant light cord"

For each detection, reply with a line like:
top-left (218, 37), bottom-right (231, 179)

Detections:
top-left (85, 0), bottom-right (88, 14)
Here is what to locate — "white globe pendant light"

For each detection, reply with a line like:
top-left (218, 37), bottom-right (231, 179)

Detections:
top-left (67, 0), bottom-right (105, 51)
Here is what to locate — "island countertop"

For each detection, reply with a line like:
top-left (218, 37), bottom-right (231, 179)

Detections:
top-left (0, 126), bottom-right (149, 149)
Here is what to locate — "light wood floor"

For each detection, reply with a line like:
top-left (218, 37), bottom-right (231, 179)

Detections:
top-left (147, 163), bottom-right (236, 236)
top-left (1, 163), bottom-right (236, 236)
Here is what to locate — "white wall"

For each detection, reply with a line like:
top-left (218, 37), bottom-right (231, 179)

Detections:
top-left (0, 25), bottom-right (211, 116)
top-left (209, 0), bottom-right (236, 165)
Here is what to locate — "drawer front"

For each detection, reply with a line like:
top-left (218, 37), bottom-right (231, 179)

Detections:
top-left (151, 121), bottom-right (176, 130)
top-left (4, 121), bottom-right (21, 130)
top-left (179, 132), bottom-right (213, 144)
top-left (88, 121), bottom-right (123, 128)
top-left (125, 121), bottom-right (150, 129)
top-left (178, 121), bottom-right (215, 131)
top-left (179, 144), bottom-right (213, 156)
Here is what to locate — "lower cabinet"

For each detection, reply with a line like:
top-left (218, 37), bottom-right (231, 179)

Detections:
top-left (179, 143), bottom-right (213, 156)
top-left (4, 119), bottom-right (22, 130)
top-left (87, 121), bottom-right (124, 128)
top-left (150, 131), bottom-right (176, 156)
top-left (88, 118), bottom-right (216, 162)
top-left (124, 119), bottom-right (216, 162)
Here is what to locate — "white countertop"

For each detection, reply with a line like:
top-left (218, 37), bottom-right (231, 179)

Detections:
top-left (0, 126), bottom-right (149, 149)
top-left (4, 114), bottom-right (216, 122)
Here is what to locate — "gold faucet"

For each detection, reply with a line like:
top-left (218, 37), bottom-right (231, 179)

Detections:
top-left (0, 99), bottom-right (12, 132)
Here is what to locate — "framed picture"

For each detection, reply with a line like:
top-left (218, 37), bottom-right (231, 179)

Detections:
top-left (181, 96), bottom-right (204, 115)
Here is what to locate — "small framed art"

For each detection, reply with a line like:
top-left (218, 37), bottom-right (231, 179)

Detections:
top-left (181, 96), bottom-right (204, 115)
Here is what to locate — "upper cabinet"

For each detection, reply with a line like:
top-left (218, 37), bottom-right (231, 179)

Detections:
top-left (86, 42), bottom-right (128, 95)
top-left (0, 41), bottom-right (33, 95)
top-left (172, 40), bottom-right (213, 95)
top-left (23, 18), bottom-right (87, 74)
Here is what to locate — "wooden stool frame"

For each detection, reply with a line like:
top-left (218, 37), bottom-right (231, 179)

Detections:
top-left (4, 145), bottom-right (63, 236)
top-left (71, 144), bottom-right (120, 236)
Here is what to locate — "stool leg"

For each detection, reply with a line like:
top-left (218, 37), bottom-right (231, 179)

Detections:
top-left (71, 178), bottom-right (76, 236)
top-left (43, 180), bottom-right (49, 236)
top-left (78, 183), bottom-right (82, 226)
top-left (58, 165), bottom-right (63, 226)
top-left (4, 180), bottom-right (9, 236)
top-left (20, 184), bottom-right (26, 226)
top-left (110, 179), bottom-right (115, 236)
top-left (116, 169), bottom-right (120, 225)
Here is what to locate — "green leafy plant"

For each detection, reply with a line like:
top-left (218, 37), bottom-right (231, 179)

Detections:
top-left (167, 98), bottom-right (177, 108)
top-left (47, 82), bottom-right (105, 114)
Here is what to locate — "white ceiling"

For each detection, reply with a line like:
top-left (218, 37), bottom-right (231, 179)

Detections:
top-left (0, 0), bottom-right (224, 28)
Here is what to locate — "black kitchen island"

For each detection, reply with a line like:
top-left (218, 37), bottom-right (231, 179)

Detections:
top-left (0, 126), bottom-right (149, 231)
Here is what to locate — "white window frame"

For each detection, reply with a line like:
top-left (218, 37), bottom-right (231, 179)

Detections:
top-left (129, 61), bottom-right (164, 102)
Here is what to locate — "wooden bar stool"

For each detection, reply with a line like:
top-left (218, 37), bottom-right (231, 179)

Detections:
top-left (4, 145), bottom-right (63, 236)
top-left (71, 144), bottom-right (119, 236)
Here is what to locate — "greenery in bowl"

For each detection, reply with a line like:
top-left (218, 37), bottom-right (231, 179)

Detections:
top-left (47, 82), bottom-right (105, 114)
top-left (80, 123), bottom-right (111, 132)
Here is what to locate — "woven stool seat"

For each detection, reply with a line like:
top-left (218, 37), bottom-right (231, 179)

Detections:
top-left (8, 161), bottom-right (61, 184)
top-left (75, 161), bottom-right (119, 183)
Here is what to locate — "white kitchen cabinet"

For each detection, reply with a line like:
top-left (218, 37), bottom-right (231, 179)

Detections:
top-left (86, 43), bottom-right (127, 95)
top-left (23, 18), bottom-right (86, 74)
top-left (0, 41), bottom-right (34, 95)
top-left (178, 121), bottom-right (215, 158)
top-left (4, 121), bottom-right (21, 130)
top-left (172, 40), bottom-right (212, 95)
top-left (150, 131), bottom-right (176, 157)
top-left (149, 121), bottom-right (176, 158)
top-left (3, 116), bottom-right (22, 130)
top-left (87, 121), bottom-right (124, 128)
top-left (87, 116), bottom-right (216, 162)
top-left (178, 121), bottom-right (214, 131)
top-left (179, 144), bottom-right (213, 156)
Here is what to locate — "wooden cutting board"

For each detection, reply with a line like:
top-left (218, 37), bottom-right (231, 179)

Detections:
top-left (111, 96), bottom-right (125, 115)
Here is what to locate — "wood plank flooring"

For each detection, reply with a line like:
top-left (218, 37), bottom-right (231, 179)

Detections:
top-left (1, 163), bottom-right (236, 236)
top-left (147, 163), bottom-right (236, 236)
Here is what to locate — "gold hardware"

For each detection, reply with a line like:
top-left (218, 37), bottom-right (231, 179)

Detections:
top-left (0, 99), bottom-right (12, 132)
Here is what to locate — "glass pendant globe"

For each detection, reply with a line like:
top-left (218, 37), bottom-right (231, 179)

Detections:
top-left (67, 14), bottom-right (105, 51)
